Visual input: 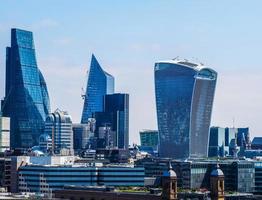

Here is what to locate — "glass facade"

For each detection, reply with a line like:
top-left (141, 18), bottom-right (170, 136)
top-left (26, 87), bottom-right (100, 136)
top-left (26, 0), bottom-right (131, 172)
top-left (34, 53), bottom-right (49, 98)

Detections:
top-left (2, 29), bottom-right (50, 149)
top-left (95, 93), bottom-right (129, 149)
top-left (104, 93), bottom-right (129, 149)
top-left (254, 161), bottom-right (262, 194)
top-left (81, 54), bottom-right (114, 123)
top-left (154, 60), bottom-right (217, 158)
top-left (18, 165), bottom-right (145, 192)
top-left (139, 130), bottom-right (159, 150)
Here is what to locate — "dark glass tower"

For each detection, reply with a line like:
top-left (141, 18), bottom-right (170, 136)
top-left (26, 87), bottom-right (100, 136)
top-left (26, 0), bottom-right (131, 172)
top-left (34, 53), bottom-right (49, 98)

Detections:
top-left (104, 93), bottom-right (129, 149)
top-left (154, 59), bottom-right (217, 158)
top-left (2, 28), bottom-right (50, 149)
top-left (81, 54), bottom-right (114, 123)
top-left (95, 93), bottom-right (129, 149)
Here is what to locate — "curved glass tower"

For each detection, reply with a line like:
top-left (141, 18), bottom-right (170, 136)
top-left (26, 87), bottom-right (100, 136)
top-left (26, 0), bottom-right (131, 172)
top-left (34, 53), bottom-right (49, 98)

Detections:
top-left (154, 59), bottom-right (217, 158)
top-left (81, 54), bottom-right (114, 123)
top-left (2, 28), bottom-right (51, 149)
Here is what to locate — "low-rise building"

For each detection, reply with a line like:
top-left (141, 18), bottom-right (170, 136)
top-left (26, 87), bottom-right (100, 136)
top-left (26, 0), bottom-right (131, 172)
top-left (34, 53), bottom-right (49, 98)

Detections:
top-left (18, 164), bottom-right (145, 193)
top-left (135, 158), bottom-right (255, 193)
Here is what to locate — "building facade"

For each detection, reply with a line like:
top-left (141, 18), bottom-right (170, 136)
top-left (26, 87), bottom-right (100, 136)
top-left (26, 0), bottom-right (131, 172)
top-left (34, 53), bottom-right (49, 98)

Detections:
top-left (135, 157), bottom-right (254, 193)
top-left (0, 116), bottom-right (10, 152)
top-left (104, 93), bottom-right (129, 149)
top-left (94, 93), bottom-right (129, 149)
top-left (44, 109), bottom-right (73, 155)
top-left (208, 127), bottom-right (252, 157)
top-left (1, 28), bottom-right (50, 149)
top-left (254, 161), bottom-right (262, 194)
top-left (252, 137), bottom-right (262, 150)
top-left (139, 130), bottom-right (158, 150)
top-left (73, 120), bottom-right (96, 152)
top-left (209, 127), bottom-right (226, 157)
top-left (154, 59), bottom-right (217, 158)
top-left (18, 165), bottom-right (145, 192)
top-left (81, 54), bottom-right (114, 123)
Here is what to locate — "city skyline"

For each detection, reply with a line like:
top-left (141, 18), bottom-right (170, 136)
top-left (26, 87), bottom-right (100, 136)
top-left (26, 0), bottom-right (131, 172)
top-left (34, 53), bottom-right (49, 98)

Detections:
top-left (0, 1), bottom-right (262, 144)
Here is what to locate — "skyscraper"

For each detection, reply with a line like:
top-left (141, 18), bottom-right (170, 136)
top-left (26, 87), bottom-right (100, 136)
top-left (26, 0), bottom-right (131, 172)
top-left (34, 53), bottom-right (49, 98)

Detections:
top-left (81, 54), bottom-right (114, 123)
top-left (104, 93), bottom-right (129, 149)
top-left (2, 28), bottom-right (50, 149)
top-left (155, 59), bottom-right (217, 158)
top-left (95, 93), bottom-right (129, 149)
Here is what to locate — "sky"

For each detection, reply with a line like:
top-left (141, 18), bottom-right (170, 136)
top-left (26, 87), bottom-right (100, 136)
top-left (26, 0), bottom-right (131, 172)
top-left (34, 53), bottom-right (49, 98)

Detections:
top-left (0, 1), bottom-right (262, 144)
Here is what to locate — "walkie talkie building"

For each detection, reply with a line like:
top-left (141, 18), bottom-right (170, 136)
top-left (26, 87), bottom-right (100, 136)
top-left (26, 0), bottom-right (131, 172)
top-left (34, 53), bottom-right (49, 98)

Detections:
top-left (154, 59), bottom-right (217, 159)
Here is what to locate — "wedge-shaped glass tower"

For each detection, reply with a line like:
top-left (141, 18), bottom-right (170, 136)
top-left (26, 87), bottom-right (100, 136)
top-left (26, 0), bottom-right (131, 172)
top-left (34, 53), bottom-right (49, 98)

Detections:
top-left (154, 59), bottom-right (217, 158)
top-left (2, 28), bottom-right (50, 149)
top-left (81, 54), bottom-right (114, 123)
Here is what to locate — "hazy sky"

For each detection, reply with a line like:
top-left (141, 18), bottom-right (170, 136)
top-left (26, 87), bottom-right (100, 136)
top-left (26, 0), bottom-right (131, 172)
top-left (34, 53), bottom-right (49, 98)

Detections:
top-left (0, 1), bottom-right (261, 144)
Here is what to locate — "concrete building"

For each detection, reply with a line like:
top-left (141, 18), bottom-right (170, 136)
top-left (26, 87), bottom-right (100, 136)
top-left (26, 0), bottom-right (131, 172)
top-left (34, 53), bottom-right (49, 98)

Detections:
top-left (0, 116), bottom-right (10, 152)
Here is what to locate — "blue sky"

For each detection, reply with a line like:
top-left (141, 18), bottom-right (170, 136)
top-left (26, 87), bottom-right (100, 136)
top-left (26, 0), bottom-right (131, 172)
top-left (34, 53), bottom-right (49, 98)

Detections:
top-left (0, 1), bottom-right (262, 144)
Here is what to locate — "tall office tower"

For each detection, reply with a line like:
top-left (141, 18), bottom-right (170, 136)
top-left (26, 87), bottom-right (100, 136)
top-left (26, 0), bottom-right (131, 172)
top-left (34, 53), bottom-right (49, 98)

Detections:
top-left (94, 93), bottom-right (129, 149)
top-left (81, 54), bottom-right (114, 123)
top-left (44, 109), bottom-right (73, 155)
top-left (2, 28), bottom-right (50, 149)
top-left (209, 127), bottom-right (227, 157)
top-left (155, 59), bottom-right (217, 158)
top-left (73, 119), bottom-right (96, 152)
top-left (139, 130), bottom-right (159, 150)
top-left (104, 93), bottom-right (129, 149)
top-left (0, 116), bottom-right (10, 152)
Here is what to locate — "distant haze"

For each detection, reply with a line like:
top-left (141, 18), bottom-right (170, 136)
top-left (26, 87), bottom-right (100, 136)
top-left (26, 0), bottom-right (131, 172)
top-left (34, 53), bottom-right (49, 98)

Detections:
top-left (0, 1), bottom-right (261, 144)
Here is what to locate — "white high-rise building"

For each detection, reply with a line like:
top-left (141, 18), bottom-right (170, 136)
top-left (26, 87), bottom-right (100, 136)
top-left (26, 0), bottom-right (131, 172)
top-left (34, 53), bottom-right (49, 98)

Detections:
top-left (0, 116), bottom-right (10, 152)
top-left (44, 109), bottom-right (73, 155)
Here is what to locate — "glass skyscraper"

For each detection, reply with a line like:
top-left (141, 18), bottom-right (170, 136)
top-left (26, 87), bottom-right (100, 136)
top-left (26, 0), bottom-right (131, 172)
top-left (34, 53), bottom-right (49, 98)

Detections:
top-left (2, 28), bottom-right (50, 149)
top-left (104, 93), bottom-right (129, 149)
top-left (81, 54), bottom-right (114, 123)
top-left (154, 59), bottom-right (217, 158)
top-left (94, 93), bottom-right (129, 149)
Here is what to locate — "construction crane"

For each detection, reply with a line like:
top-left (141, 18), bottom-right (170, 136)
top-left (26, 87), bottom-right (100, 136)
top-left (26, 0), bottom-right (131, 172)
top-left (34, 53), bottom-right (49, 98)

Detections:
top-left (81, 69), bottom-right (89, 100)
